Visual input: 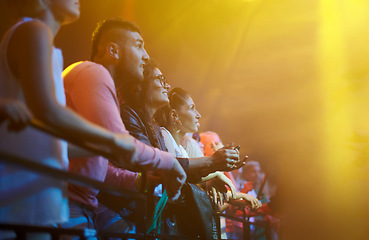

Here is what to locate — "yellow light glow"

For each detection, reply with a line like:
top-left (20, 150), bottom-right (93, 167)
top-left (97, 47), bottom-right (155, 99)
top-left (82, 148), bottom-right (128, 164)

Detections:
top-left (319, 0), bottom-right (368, 237)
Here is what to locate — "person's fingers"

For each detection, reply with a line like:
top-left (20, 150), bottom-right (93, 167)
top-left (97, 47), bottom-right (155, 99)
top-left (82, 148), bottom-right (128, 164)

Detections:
top-left (218, 173), bottom-right (236, 199)
top-left (167, 160), bottom-right (186, 201)
top-left (229, 184), bottom-right (237, 199)
top-left (212, 187), bottom-right (218, 204)
top-left (223, 142), bottom-right (234, 149)
top-left (217, 142), bottom-right (224, 149)
top-left (209, 193), bottom-right (214, 204)
top-left (253, 200), bottom-right (258, 209)
top-left (6, 108), bottom-right (21, 123)
top-left (167, 179), bottom-right (183, 201)
top-left (233, 160), bottom-right (246, 170)
top-left (14, 103), bottom-right (32, 122)
top-left (218, 191), bottom-right (224, 206)
top-left (19, 109), bottom-right (31, 124)
top-left (224, 149), bottom-right (239, 160)
top-left (223, 192), bottom-right (228, 203)
top-left (254, 200), bottom-right (262, 209)
top-left (226, 163), bottom-right (234, 170)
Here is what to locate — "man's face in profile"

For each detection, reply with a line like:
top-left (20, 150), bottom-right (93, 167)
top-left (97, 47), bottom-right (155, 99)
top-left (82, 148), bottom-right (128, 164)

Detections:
top-left (116, 30), bottom-right (149, 82)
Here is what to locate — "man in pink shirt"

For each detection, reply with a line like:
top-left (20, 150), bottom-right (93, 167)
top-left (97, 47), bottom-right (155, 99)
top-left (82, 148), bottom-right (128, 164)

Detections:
top-left (61, 19), bottom-right (186, 233)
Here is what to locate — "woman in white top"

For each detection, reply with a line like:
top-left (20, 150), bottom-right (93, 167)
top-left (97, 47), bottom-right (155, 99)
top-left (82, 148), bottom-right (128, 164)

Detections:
top-left (154, 88), bottom-right (248, 203)
top-left (0, 1), bottom-right (137, 237)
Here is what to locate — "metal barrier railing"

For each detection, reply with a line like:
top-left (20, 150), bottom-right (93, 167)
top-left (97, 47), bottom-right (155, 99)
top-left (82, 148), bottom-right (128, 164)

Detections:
top-left (0, 119), bottom-right (190, 239)
top-left (0, 120), bottom-right (266, 240)
top-left (217, 209), bottom-right (273, 240)
top-left (0, 150), bottom-right (148, 239)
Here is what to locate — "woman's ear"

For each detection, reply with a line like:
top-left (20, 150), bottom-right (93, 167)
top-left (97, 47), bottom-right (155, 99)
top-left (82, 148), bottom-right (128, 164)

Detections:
top-left (106, 42), bottom-right (120, 60)
top-left (170, 109), bottom-right (179, 121)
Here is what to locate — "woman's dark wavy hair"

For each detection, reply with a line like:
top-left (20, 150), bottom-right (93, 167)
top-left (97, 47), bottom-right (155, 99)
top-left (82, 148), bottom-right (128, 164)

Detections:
top-left (121, 61), bottom-right (164, 149)
top-left (122, 60), bottom-right (158, 111)
top-left (153, 87), bottom-right (191, 129)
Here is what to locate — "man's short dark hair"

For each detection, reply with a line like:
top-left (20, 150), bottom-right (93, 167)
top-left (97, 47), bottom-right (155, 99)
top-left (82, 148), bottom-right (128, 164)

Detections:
top-left (91, 18), bottom-right (141, 60)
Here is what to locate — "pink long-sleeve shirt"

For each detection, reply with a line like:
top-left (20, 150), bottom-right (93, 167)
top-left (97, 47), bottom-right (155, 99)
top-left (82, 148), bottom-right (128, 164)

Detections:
top-left (63, 61), bottom-right (174, 208)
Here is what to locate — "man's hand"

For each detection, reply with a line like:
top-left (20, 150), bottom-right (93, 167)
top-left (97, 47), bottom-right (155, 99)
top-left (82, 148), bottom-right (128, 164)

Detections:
top-left (110, 133), bottom-right (136, 166)
top-left (162, 159), bottom-right (186, 201)
top-left (229, 192), bottom-right (262, 210)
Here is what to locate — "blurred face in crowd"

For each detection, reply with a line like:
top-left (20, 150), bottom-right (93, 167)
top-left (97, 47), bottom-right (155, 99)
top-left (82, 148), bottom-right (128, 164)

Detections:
top-left (242, 165), bottom-right (261, 183)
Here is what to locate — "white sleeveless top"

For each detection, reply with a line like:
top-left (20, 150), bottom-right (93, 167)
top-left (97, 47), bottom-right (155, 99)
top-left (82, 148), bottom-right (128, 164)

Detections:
top-left (0, 18), bottom-right (68, 225)
top-left (151, 128), bottom-right (189, 196)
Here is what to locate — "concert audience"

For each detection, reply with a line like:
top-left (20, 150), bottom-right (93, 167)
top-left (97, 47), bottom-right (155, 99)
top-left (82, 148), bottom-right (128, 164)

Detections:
top-left (0, 1), bottom-right (279, 238)
top-left (0, 1), bottom-right (151, 239)
top-left (59, 18), bottom-right (186, 237)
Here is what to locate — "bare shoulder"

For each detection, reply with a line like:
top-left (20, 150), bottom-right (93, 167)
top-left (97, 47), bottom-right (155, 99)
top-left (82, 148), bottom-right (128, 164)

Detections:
top-left (8, 20), bottom-right (53, 76)
top-left (12, 20), bottom-right (52, 46)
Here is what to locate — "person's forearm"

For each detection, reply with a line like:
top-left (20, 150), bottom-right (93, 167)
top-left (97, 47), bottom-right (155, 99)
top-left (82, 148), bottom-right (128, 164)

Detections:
top-left (201, 172), bottom-right (220, 182)
top-left (187, 157), bottom-right (214, 177)
top-left (67, 143), bottom-right (96, 158)
top-left (38, 102), bottom-right (117, 148)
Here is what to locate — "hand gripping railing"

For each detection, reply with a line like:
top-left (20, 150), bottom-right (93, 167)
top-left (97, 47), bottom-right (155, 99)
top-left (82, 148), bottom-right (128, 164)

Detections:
top-left (0, 119), bottom-right (190, 240)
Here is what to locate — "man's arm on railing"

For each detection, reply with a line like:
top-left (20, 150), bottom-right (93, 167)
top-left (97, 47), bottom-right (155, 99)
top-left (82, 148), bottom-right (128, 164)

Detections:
top-left (0, 150), bottom-right (144, 200)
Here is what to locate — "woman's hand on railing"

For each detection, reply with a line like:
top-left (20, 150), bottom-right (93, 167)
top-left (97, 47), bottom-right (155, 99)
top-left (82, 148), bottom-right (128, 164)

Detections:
top-left (228, 192), bottom-right (262, 210)
top-left (205, 172), bottom-right (237, 205)
top-left (0, 99), bottom-right (32, 131)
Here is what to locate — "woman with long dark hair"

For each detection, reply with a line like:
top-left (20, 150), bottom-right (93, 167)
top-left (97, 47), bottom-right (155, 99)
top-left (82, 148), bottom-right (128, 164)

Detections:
top-left (121, 62), bottom-right (243, 186)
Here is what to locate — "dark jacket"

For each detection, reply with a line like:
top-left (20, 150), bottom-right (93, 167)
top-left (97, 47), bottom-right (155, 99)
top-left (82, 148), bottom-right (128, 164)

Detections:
top-left (120, 105), bottom-right (199, 180)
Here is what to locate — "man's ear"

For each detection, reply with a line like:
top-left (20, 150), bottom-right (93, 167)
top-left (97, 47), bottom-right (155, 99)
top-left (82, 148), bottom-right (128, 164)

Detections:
top-left (106, 42), bottom-right (120, 59)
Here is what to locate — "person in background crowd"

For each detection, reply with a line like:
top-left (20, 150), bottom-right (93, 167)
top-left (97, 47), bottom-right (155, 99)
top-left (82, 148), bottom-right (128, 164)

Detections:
top-left (186, 131), bottom-right (261, 239)
top-left (229, 161), bottom-right (279, 240)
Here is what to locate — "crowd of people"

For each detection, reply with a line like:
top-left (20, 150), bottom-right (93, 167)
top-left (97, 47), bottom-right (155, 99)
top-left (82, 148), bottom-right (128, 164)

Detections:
top-left (0, 0), bottom-right (279, 239)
